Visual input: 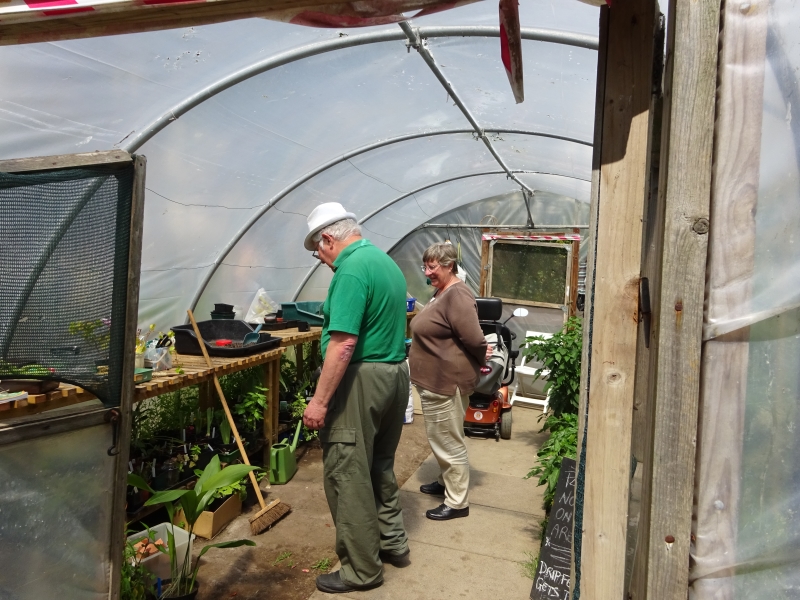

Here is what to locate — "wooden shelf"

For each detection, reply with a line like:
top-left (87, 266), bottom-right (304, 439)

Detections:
top-left (0, 383), bottom-right (95, 419)
top-left (134, 347), bottom-right (285, 403)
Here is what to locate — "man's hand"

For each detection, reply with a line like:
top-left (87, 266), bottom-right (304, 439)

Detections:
top-left (303, 397), bottom-right (328, 430)
top-left (485, 344), bottom-right (494, 361)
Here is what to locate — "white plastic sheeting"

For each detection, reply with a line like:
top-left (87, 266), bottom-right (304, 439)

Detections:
top-left (0, 1), bottom-right (599, 332)
top-left (691, 0), bottom-right (800, 598)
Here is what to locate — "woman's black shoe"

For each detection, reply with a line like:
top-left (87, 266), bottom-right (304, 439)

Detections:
top-left (426, 503), bottom-right (469, 521)
top-left (419, 481), bottom-right (446, 496)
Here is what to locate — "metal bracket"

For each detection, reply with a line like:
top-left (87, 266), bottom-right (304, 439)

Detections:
top-left (106, 408), bottom-right (121, 456)
top-left (639, 277), bottom-right (652, 348)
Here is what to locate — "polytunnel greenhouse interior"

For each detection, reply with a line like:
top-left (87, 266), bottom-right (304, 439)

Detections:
top-left (0, 0), bottom-right (598, 339)
top-left (2, 0), bottom-right (800, 599)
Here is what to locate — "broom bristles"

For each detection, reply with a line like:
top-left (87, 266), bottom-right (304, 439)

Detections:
top-left (249, 498), bottom-right (291, 535)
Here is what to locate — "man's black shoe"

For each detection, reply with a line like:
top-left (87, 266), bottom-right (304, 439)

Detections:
top-left (315, 571), bottom-right (383, 594)
top-left (419, 481), bottom-right (446, 496)
top-left (379, 547), bottom-right (410, 566)
top-left (426, 503), bottom-right (469, 521)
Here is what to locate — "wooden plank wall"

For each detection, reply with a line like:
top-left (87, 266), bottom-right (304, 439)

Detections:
top-left (576, 1), bottom-right (657, 598)
top-left (628, 0), bottom-right (722, 597)
top-left (691, 1), bottom-right (767, 598)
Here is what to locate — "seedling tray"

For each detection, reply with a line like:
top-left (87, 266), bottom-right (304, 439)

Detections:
top-left (172, 320), bottom-right (280, 357)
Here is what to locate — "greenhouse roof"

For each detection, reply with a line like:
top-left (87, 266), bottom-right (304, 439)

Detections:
top-left (0, 0), bottom-right (600, 329)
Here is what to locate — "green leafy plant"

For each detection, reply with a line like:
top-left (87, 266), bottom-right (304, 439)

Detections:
top-left (525, 412), bottom-right (578, 510)
top-left (128, 456), bottom-right (257, 597)
top-left (523, 317), bottom-right (582, 417)
top-left (234, 386), bottom-right (268, 434)
top-left (0, 360), bottom-right (53, 377)
top-left (520, 551), bottom-right (540, 581)
top-left (219, 416), bottom-right (232, 445)
top-left (121, 529), bottom-right (156, 600)
top-left (311, 557), bottom-right (333, 572)
top-left (273, 550), bottom-right (292, 566)
top-left (289, 390), bottom-right (318, 442)
top-left (207, 473), bottom-right (248, 501)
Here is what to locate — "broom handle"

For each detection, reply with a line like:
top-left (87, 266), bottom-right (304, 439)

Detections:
top-left (187, 310), bottom-right (267, 511)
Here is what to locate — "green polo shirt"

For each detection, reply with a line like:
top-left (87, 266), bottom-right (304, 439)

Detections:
top-left (320, 239), bottom-right (407, 363)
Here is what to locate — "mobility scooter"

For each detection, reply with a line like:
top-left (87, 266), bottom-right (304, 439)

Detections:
top-left (463, 297), bottom-right (527, 441)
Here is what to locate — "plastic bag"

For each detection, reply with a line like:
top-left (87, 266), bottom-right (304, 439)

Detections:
top-left (143, 347), bottom-right (172, 372)
top-left (245, 288), bottom-right (278, 323)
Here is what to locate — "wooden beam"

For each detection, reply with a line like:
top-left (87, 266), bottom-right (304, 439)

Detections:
top-left (691, 1), bottom-right (767, 598)
top-left (0, 150), bottom-right (131, 173)
top-left (0, 0), bottom-right (450, 46)
top-left (578, 1), bottom-right (657, 598)
top-left (572, 4), bottom-right (609, 596)
top-left (109, 153), bottom-right (146, 600)
top-left (628, 0), bottom-right (722, 598)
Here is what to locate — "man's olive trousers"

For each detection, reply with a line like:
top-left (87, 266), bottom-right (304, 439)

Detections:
top-left (320, 361), bottom-right (410, 587)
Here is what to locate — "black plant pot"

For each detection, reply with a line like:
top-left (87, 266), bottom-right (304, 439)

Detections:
top-left (156, 582), bottom-right (198, 600)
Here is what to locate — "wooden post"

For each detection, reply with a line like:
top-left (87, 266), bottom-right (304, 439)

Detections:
top-left (577, 2), bottom-right (657, 598)
top-left (628, 0), bottom-right (722, 598)
top-left (271, 356), bottom-right (281, 444)
top-left (110, 154), bottom-right (145, 600)
top-left (198, 380), bottom-right (214, 410)
top-left (294, 343), bottom-right (304, 382)
top-left (479, 233), bottom-right (491, 296)
top-left (691, 2), bottom-right (767, 599)
top-left (263, 361), bottom-right (272, 468)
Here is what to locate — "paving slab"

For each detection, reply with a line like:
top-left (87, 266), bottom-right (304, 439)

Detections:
top-left (402, 456), bottom-right (546, 516)
top-left (308, 538), bottom-right (532, 600)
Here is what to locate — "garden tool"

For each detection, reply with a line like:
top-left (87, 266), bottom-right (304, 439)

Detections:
top-left (269, 420), bottom-right (302, 484)
top-left (187, 309), bottom-right (290, 534)
top-left (242, 323), bottom-right (264, 347)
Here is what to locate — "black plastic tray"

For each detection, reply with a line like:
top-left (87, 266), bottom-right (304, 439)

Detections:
top-left (172, 320), bottom-right (280, 357)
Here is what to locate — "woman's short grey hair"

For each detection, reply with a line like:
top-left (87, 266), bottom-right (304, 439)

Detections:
top-left (311, 218), bottom-right (362, 245)
top-left (423, 242), bottom-right (458, 274)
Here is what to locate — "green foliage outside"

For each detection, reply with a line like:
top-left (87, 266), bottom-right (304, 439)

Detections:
top-left (525, 412), bottom-right (578, 510)
top-left (491, 243), bottom-right (568, 305)
top-left (523, 317), bottom-right (582, 417)
top-left (523, 317), bottom-right (582, 511)
top-left (68, 319), bottom-right (111, 353)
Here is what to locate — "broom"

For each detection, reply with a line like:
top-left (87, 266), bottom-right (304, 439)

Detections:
top-left (187, 309), bottom-right (291, 534)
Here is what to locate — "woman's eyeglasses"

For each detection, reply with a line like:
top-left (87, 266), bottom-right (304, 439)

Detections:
top-left (420, 263), bottom-right (441, 273)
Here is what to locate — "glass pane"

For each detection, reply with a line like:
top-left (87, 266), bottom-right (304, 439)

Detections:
top-left (491, 243), bottom-right (568, 305)
top-left (0, 421), bottom-right (114, 600)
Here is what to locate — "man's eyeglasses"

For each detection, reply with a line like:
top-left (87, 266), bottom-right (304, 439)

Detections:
top-left (312, 250), bottom-right (320, 261)
top-left (420, 263), bottom-right (441, 273)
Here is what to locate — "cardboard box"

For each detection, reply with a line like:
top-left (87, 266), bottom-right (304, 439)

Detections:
top-left (175, 494), bottom-right (242, 539)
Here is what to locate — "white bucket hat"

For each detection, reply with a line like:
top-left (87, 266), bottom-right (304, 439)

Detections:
top-left (304, 202), bottom-right (357, 250)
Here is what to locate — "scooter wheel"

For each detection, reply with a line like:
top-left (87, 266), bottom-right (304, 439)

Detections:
top-left (500, 411), bottom-right (512, 440)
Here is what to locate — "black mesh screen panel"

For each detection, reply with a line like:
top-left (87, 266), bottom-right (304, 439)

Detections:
top-left (0, 165), bottom-right (134, 406)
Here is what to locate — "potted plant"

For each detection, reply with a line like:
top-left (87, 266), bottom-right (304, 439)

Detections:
top-left (128, 456), bottom-right (257, 599)
top-left (121, 529), bottom-right (156, 600)
top-left (233, 386), bottom-right (268, 448)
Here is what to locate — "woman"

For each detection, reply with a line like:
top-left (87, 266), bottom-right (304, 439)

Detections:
top-left (408, 242), bottom-right (490, 521)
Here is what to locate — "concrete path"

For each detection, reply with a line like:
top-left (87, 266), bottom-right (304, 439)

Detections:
top-left (309, 405), bottom-right (548, 600)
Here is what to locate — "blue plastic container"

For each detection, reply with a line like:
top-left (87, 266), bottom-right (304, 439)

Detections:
top-left (280, 301), bottom-right (324, 326)
top-left (406, 298), bottom-right (416, 312)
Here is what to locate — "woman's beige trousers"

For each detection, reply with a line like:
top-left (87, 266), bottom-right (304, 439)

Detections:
top-left (416, 385), bottom-right (470, 509)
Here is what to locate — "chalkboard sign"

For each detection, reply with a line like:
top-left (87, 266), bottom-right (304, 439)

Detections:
top-left (531, 457), bottom-right (576, 600)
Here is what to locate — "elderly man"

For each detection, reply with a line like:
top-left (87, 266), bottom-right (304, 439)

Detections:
top-left (302, 202), bottom-right (410, 594)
